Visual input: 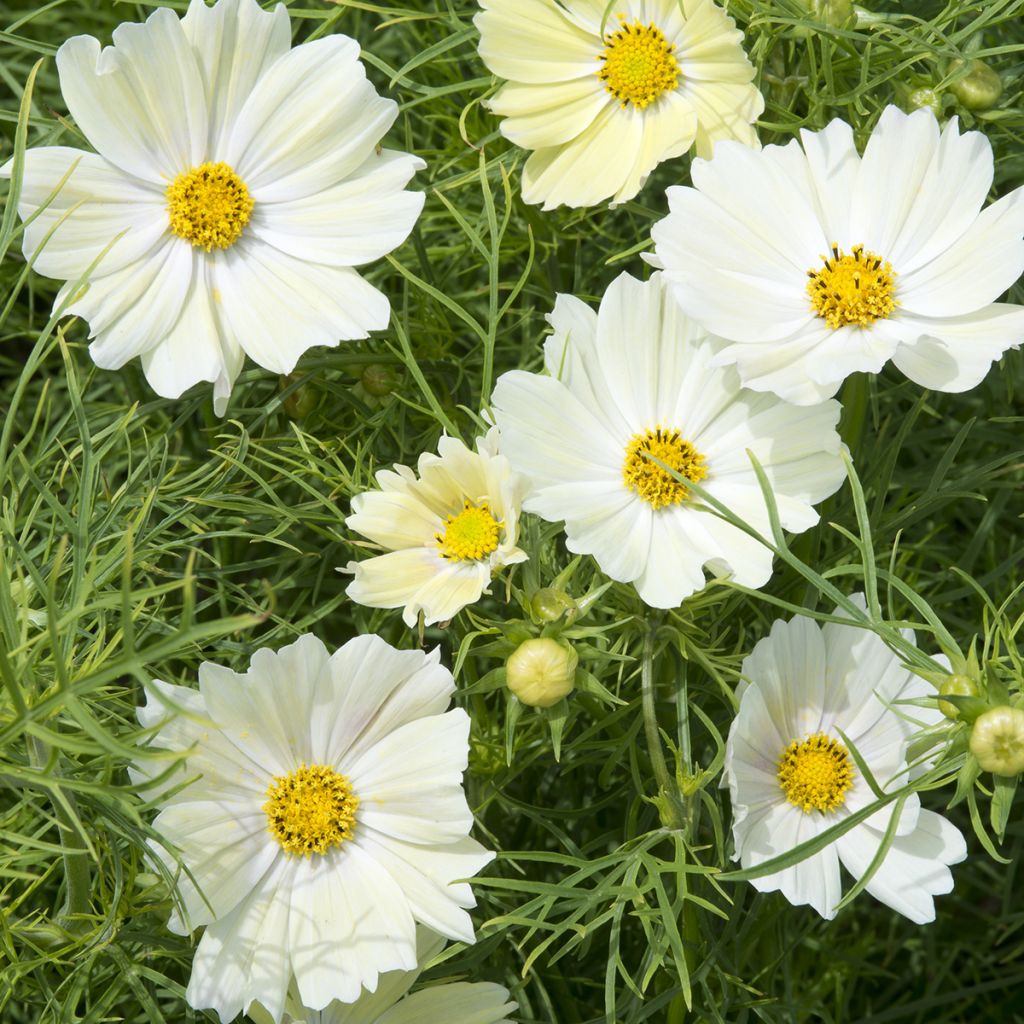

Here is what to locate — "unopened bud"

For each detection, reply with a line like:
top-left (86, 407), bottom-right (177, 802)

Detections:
top-left (530, 587), bottom-right (575, 623)
top-left (969, 706), bottom-right (1024, 776)
top-left (506, 638), bottom-right (577, 708)
top-left (950, 59), bottom-right (1003, 111)
top-left (938, 673), bottom-right (978, 720)
top-left (280, 374), bottom-right (318, 419)
top-left (798, 0), bottom-right (855, 28)
top-left (361, 363), bottom-right (400, 398)
top-left (908, 86), bottom-right (942, 118)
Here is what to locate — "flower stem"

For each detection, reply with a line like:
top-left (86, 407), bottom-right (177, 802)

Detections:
top-left (641, 625), bottom-right (686, 831)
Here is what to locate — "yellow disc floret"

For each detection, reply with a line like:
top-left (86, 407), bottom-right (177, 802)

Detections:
top-left (264, 763), bottom-right (359, 856)
top-left (807, 243), bottom-right (897, 329)
top-left (598, 17), bottom-right (681, 110)
top-left (437, 500), bottom-right (502, 561)
top-left (778, 733), bottom-right (855, 814)
top-left (166, 161), bottom-right (254, 251)
top-left (622, 428), bottom-right (707, 510)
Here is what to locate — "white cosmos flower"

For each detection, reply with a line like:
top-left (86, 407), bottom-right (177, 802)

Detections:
top-left (651, 105), bottom-right (1024, 404)
top-left (724, 600), bottom-right (967, 923)
top-left (474, 0), bottom-right (762, 209)
top-left (2, 0), bottom-right (424, 413)
top-left (344, 428), bottom-right (528, 627)
top-left (250, 930), bottom-right (517, 1024)
top-left (490, 271), bottom-right (846, 608)
top-left (132, 634), bottom-right (492, 1023)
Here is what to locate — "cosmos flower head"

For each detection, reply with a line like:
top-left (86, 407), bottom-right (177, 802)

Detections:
top-left (725, 599), bottom-right (967, 923)
top-left (491, 271), bottom-right (846, 608)
top-left (474, 0), bottom-right (763, 209)
top-left (132, 634), bottom-right (492, 1023)
top-left (651, 105), bottom-right (1024, 404)
top-left (3, 0), bottom-right (425, 412)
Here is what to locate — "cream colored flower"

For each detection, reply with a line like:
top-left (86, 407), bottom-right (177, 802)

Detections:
top-left (491, 271), bottom-right (846, 608)
top-left (250, 930), bottom-right (517, 1024)
top-left (651, 105), bottom-right (1024, 404)
top-left (474, 0), bottom-right (762, 209)
top-left (132, 634), bottom-right (492, 1023)
top-left (725, 599), bottom-right (966, 923)
top-left (2, 0), bottom-right (424, 413)
top-left (344, 429), bottom-right (528, 627)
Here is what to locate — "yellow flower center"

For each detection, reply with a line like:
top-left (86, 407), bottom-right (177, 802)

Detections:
top-left (166, 161), bottom-right (254, 251)
top-left (263, 764), bottom-right (358, 857)
top-left (777, 733), bottom-right (855, 814)
top-left (622, 428), bottom-right (707, 510)
top-left (597, 17), bottom-right (681, 110)
top-left (437, 501), bottom-right (502, 561)
top-left (807, 243), bottom-right (897, 329)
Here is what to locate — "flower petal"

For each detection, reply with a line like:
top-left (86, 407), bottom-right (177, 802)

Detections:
top-left (226, 36), bottom-right (397, 202)
top-left (56, 10), bottom-right (207, 182)
top-left (249, 149), bottom-right (424, 267)
top-left (214, 238), bottom-right (390, 373)
top-left (180, 0), bottom-right (291, 152)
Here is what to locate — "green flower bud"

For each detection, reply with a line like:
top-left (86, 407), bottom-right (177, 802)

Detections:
top-left (798, 0), bottom-right (855, 28)
top-left (950, 59), bottom-right (1003, 111)
top-left (969, 706), bottom-right (1024, 776)
top-left (506, 638), bottom-right (577, 708)
top-left (908, 86), bottom-right (942, 118)
top-left (938, 673), bottom-right (978, 720)
top-left (530, 587), bottom-right (576, 623)
top-left (361, 363), bottom-right (400, 398)
top-left (279, 374), bottom-right (318, 419)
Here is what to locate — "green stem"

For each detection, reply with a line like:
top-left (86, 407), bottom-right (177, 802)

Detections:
top-left (28, 738), bottom-right (91, 934)
top-left (641, 627), bottom-right (686, 831)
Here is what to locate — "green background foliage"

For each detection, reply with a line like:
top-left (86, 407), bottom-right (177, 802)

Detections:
top-left (1, 0), bottom-right (1023, 1021)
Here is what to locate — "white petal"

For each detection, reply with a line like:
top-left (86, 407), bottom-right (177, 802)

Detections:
top-left (10, 146), bottom-right (166, 280)
top-left (520, 103), bottom-right (646, 210)
top-left (798, 117), bottom-right (860, 243)
top-left (889, 303), bottom-right (1024, 392)
top-left (198, 634), bottom-right (333, 776)
top-left (322, 638), bottom-right (454, 767)
top-left (348, 710), bottom-right (474, 844)
top-left (355, 832), bottom-right (493, 943)
top-left (491, 370), bottom-right (623, 490)
top-left (543, 292), bottom-right (599, 380)
top-left (850, 106), bottom-right (941, 260)
top-left (489, 77), bottom-right (608, 150)
top-left (836, 811), bottom-right (966, 924)
top-left (181, 0), bottom-right (291, 152)
top-left (186, 854), bottom-right (297, 1023)
top-left (884, 116), bottom-right (994, 273)
top-left (898, 186), bottom-right (1024, 317)
top-left (227, 36), bottom-right (397, 202)
top-left (139, 257), bottom-right (244, 409)
top-left (740, 802), bottom-right (841, 919)
top-left (62, 235), bottom-right (194, 371)
top-left (153, 798), bottom-right (278, 931)
top-left (250, 149), bottom-right (424, 267)
top-left (288, 843), bottom-right (417, 1009)
top-left (347, 488), bottom-right (439, 550)
top-left (474, 0), bottom-right (600, 84)
top-left (214, 239), bottom-right (390, 373)
top-left (631, 505), bottom-right (709, 606)
top-left (56, 11), bottom-right (207, 182)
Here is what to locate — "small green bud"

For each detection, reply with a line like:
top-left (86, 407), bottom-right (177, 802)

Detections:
top-left (938, 673), bottom-right (979, 720)
top-left (908, 86), bottom-right (943, 118)
top-left (279, 374), bottom-right (318, 419)
top-left (529, 587), bottom-right (576, 623)
top-left (506, 638), bottom-right (577, 708)
top-left (969, 706), bottom-right (1024, 776)
top-left (950, 59), bottom-right (1003, 111)
top-left (361, 363), bottom-right (400, 398)
top-left (798, 0), bottom-right (855, 28)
